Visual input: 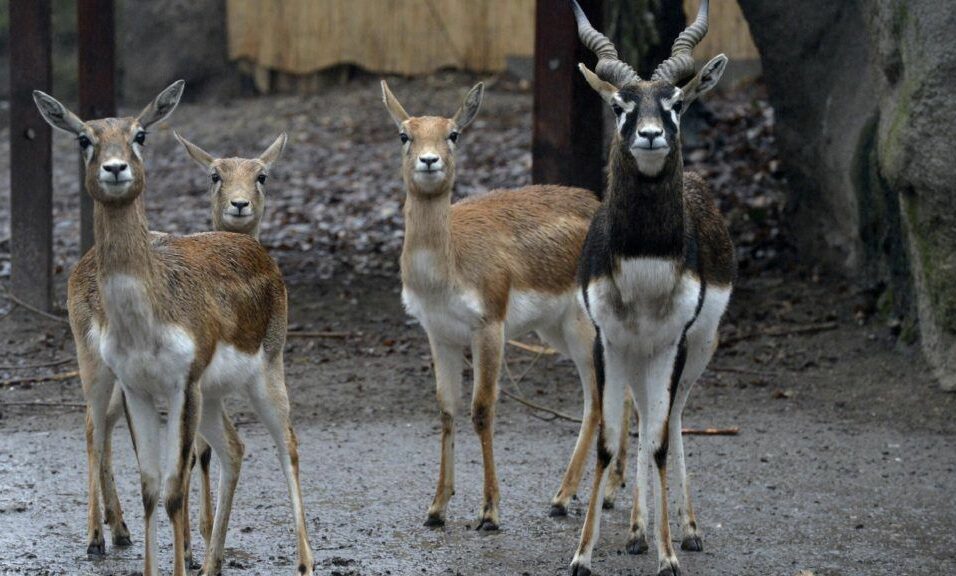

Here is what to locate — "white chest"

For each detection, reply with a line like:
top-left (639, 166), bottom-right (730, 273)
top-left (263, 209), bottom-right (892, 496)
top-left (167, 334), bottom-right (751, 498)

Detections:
top-left (95, 274), bottom-right (196, 394)
top-left (402, 285), bottom-right (484, 345)
top-left (586, 257), bottom-right (701, 355)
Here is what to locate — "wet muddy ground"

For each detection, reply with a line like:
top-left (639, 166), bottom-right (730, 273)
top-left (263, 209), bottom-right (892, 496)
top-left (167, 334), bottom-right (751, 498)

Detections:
top-left (1, 76), bottom-right (955, 575)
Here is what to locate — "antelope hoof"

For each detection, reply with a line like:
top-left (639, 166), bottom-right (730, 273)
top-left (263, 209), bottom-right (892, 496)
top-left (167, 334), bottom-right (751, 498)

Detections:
top-left (476, 518), bottom-right (499, 532)
top-left (86, 540), bottom-right (106, 557)
top-left (549, 503), bottom-right (568, 517)
top-left (601, 497), bottom-right (616, 510)
top-left (570, 561), bottom-right (592, 576)
top-left (423, 512), bottom-right (446, 527)
top-left (657, 560), bottom-right (682, 576)
top-left (625, 533), bottom-right (649, 555)
top-left (681, 534), bottom-right (703, 552)
top-left (111, 521), bottom-right (132, 546)
top-left (297, 561), bottom-right (315, 575)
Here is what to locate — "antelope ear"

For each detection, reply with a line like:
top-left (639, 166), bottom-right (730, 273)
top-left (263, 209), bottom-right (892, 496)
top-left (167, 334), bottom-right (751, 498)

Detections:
top-left (683, 54), bottom-right (728, 104)
top-left (452, 83), bottom-right (483, 130)
top-left (381, 80), bottom-right (410, 128)
top-left (173, 131), bottom-right (215, 169)
top-left (578, 64), bottom-right (618, 104)
top-left (137, 79), bottom-right (185, 128)
top-left (259, 132), bottom-right (288, 166)
top-left (33, 90), bottom-right (85, 135)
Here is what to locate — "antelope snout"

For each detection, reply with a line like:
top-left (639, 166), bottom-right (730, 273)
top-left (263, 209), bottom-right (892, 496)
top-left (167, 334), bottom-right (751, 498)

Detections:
top-left (634, 126), bottom-right (667, 151)
top-left (226, 198), bottom-right (253, 218)
top-left (415, 153), bottom-right (443, 173)
top-left (98, 159), bottom-right (134, 190)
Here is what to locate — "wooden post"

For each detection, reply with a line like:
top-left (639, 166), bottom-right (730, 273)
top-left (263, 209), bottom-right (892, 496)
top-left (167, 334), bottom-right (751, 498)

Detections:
top-left (9, 0), bottom-right (54, 311)
top-left (532, 0), bottom-right (604, 194)
top-left (77, 0), bottom-right (116, 254)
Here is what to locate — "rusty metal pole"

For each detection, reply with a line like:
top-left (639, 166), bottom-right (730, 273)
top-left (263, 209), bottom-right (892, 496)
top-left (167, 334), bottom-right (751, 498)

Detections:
top-left (532, 0), bottom-right (604, 194)
top-left (9, 0), bottom-right (54, 311)
top-left (77, 0), bottom-right (117, 254)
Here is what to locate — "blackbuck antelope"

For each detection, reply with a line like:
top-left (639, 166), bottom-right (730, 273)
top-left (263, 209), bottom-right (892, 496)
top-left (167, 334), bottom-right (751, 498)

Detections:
top-left (381, 80), bottom-right (630, 530)
top-left (84, 131), bottom-right (289, 568)
top-left (175, 131), bottom-right (288, 239)
top-left (33, 82), bottom-right (314, 576)
top-left (566, 1), bottom-right (736, 575)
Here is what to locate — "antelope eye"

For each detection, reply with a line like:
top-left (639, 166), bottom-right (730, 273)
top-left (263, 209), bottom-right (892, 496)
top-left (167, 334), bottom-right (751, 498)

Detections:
top-left (611, 103), bottom-right (624, 116)
top-left (672, 100), bottom-right (684, 114)
top-left (257, 174), bottom-right (267, 184)
top-left (448, 131), bottom-right (459, 143)
top-left (400, 133), bottom-right (409, 144)
top-left (211, 173), bottom-right (221, 183)
top-left (77, 135), bottom-right (92, 149)
top-left (134, 131), bottom-right (147, 145)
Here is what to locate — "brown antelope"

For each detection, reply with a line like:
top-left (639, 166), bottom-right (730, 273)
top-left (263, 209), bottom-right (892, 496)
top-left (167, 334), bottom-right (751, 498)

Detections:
top-left (33, 82), bottom-right (314, 576)
top-left (566, 1), bottom-right (735, 575)
top-left (86, 131), bottom-right (289, 568)
top-left (175, 131), bottom-right (288, 240)
top-left (381, 80), bottom-right (631, 530)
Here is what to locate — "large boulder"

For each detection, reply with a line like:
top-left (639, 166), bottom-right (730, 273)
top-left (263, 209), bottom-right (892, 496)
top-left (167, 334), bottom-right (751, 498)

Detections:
top-left (737, 0), bottom-right (956, 390)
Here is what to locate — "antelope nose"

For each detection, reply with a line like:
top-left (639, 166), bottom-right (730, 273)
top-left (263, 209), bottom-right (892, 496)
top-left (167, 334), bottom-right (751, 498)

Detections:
top-left (638, 128), bottom-right (663, 140)
top-left (231, 200), bottom-right (250, 210)
top-left (103, 163), bottom-right (128, 176)
top-left (420, 155), bottom-right (440, 167)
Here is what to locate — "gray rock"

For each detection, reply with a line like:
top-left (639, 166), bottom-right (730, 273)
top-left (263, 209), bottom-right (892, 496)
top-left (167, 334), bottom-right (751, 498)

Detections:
top-left (737, 0), bottom-right (956, 390)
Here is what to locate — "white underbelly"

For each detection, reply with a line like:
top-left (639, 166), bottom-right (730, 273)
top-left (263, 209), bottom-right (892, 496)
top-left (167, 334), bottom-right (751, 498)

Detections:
top-left (504, 289), bottom-right (576, 338)
top-left (200, 343), bottom-right (265, 399)
top-left (96, 321), bottom-right (197, 397)
top-left (403, 286), bottom-right (483, 345)
top-left (586, 257), bottom-right (702, 356)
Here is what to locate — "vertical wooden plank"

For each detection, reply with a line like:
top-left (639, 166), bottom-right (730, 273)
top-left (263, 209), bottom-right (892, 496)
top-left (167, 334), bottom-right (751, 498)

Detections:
top-left (78, 0), bottom-right (116, 254)
top-left (9, 0), bottom-right (54, 311)
top-left (532, 0), bottom-right (604, 193)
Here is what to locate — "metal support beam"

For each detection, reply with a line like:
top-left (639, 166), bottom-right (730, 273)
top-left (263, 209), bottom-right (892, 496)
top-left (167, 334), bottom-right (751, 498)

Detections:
top-left (78, 0), bottom-right (116, 254)
top-left (532, 0), bottom-right (604, 194)
top-left (9, 0), bottom-right (54, 311)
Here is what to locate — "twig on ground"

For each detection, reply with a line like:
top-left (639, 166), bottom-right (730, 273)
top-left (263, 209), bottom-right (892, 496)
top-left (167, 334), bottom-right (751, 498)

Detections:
top-left (708, 365), bottom-right (780, 377)
top-left (1, 400), bottom-right (84, 410)
top-left (0, 357), bottom-right (76, 371)
top-left (0, 290), bottom-right (70, 325)
top-left (721, 321), bottom-right (837, 345)
top-left (500, 388), bottom-right (581, 422)
top-left (681, 427), bottom-right (739, 436)
top-left (286, 331), bottom-right (352, 339)
top-left (1, 370), bottom-right (80, 387)
top-left (507, 340), bottom-right (558, 355)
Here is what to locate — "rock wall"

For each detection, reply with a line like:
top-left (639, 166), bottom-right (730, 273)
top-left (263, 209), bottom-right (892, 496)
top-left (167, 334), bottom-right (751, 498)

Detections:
top-left (737, 0), bottom-right (956, 390)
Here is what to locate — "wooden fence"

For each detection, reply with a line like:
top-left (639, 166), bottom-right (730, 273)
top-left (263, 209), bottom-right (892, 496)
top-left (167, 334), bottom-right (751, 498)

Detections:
top-left (227, 0), bottom-right (758, 85)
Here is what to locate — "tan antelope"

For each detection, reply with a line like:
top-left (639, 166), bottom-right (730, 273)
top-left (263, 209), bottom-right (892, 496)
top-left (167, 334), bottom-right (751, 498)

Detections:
top-left (175, 131), bottom-right (288, 240)
top-left (566, 1), bottom-right (735, 575)
top-left (85, 130), bottom-right (290, 568)
top-left (33, 82), bottom-right (314, 576)
top-left (381, 80), bottom-right (631, 530)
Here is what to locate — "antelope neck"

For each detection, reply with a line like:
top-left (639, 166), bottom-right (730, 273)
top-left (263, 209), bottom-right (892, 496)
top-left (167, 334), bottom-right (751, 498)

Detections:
top-left (93, 194), bottom-right (157, 286)
top-left (606, 142), bottom-right (685, 262)
top-left (402, 186), bottom-right (455, 278)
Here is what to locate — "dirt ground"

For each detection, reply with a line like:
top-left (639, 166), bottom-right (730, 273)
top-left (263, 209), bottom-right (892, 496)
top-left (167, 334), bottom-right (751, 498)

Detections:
top-left (1, 75), bottom-right (955, 576)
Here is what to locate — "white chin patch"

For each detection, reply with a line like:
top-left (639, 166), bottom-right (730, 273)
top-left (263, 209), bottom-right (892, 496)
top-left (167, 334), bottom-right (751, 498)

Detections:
top-left (98, 180), bottom-right (133, 197)
top-left (631, 148), bottom-right (670, 176)
top-left (412, 171), bottom-right (446, 192)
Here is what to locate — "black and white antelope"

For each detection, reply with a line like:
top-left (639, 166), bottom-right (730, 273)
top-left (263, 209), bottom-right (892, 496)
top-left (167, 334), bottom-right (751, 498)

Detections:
top-left (33, 82), bottom-right (314, 576)
top-left (566, 1), bottom-right (736, 575)
top-left (381, 80), bottom-right (633, 529)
